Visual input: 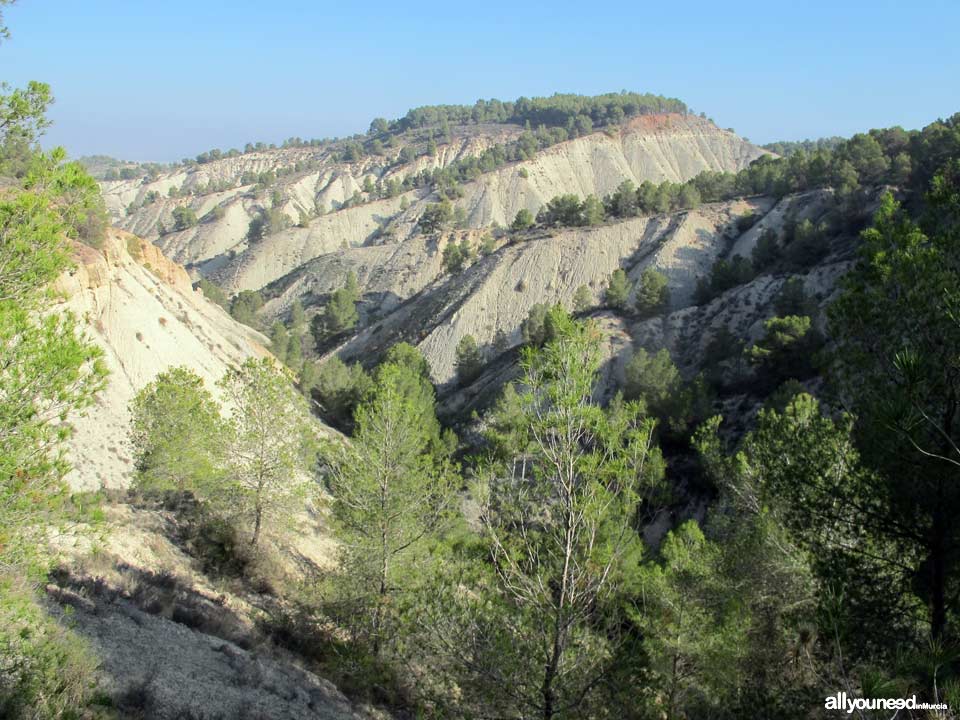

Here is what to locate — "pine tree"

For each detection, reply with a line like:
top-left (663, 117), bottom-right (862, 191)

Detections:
top-left (634, 268), bottom-right (670, 318)
top-left (269, 321), bottom-right (290, 364)
top-left (130, 367), bottom-right (227, 496)
top-left (454, 334), bottom-right (484, 385)
top-left (444, 308), bottom-right (663, 719)
top-left (604, 268), bottom-right (632, 310)
top-left (828, 190), bottom-right (960, 641)
top-left (511, 208), bottom-right (535, 232)
top-left (287, 333), bottom-right (303, 371)
top-left (324, 361), bottom-right (457, 655)
top-left (218, 358), bottom-right (317, 548)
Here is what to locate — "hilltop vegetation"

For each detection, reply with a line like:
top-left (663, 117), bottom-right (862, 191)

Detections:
top-left (383, 90), bottom-right (688, 134)
top-left (89, 91), bottom-right (689, 181)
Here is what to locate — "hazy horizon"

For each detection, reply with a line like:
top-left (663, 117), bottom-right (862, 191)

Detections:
top-left (6, 0), bottom-right (959, 162)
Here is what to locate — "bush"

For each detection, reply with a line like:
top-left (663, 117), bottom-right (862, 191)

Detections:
top-left (0, 581), bottom-right (99, 719)
top-left (694, 255), bottom-right (755, 305)
top-left (478, 233), bottom-right (496, 256)
top-left (454, 335), bottom-right (485, 386)
top-left (310, 357), bottom-right (373, 431)
top-left (312, 273), bottom-right (360, 344)
top-left (605, 269), bottom-right (632, 311)
top-left (419, 200), bottom-right (454, 234)
top-left (246, 214), bottom-right (266, 243)
top-left (126, 236), bottom-right (143, 260)
top-left (572, 285), bottom-right (592, 312)
top-left (442, 238), bottom-right (474, 274)
top-left (520, 303), bottom-right (567, 347)
top-left (751, 228), bottom-right (782, 271)
top-left (205, 205), bottom-right (226, 223)
top-left (229, 290), bottom-right (264, 328)
top-left (634, 268), bottom-right (670, 318)
top-left (747, 315), bottom-right (823, 381)
top-left (172, 206), bottom-right (198, 231)
top-left (785, 218), bottom-right (829, 267)
top-left (196, 278), bottom-right (229, 310)
top-left (510, 208), bottom-right (535, 232)
top-left (624, 347), bottom-right (680, 418)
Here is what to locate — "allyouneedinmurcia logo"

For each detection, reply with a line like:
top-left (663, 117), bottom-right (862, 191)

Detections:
top-left (825, 691), bottom-right (948, 714)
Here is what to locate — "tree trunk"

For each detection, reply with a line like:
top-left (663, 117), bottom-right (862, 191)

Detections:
top-left (541, 609), bottom-right (565, 720)
top-left (931, 499), bottom-right (946, 640)
top-left (250, 499), bottom-right (262, 547)
top-left (372, 521), bottom-right (388, 656)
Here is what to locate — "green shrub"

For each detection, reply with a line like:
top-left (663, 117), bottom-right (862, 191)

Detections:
top-left (172, 206), bottom-right (198, 231)
top-left (510, 208), bottom-right (535, 232)
top-left (694, 255), bottom-right (755, 304)
top-left (454, 335), bottom-right (484, 386)
top-left (751, 228), bottom-right (782, 271)
top-left (572, 285), bottom-right (592, 312)
top-left (634, 268), bottom-right (670, 318)
top-left (748, 315), bottom-right (823, 381)
top-left (229, 290), bottom-right (264, 328)
top-left (310, 357), bottom-right (373, 431)
top-left (521, 303), bottom-right (559, 346)
top-left (196, 278), bottom-right (229, 310)
top-left (605, 269), bottom-right (632, 311)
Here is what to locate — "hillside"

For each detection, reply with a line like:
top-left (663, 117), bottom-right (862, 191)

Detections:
top-left (314, 197), bottom-right (770, 384)
top-left (101, 114), bottom-right (766, 296)
top-left (54, 229), bottom-right (275, 491)
top-left (46, 229), bottom-right (381, 719)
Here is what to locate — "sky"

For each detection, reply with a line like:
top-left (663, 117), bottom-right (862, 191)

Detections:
top-left (3, 0), bottom-right (959, 162)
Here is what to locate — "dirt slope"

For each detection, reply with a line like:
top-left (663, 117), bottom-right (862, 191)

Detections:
top-left (55, 229), bottom-right (272, 491)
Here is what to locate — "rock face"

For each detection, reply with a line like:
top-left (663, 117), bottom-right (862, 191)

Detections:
top-left (54, 229), bottom-right (272, 491)
top-left (103, 115), bottom-right (767, 296)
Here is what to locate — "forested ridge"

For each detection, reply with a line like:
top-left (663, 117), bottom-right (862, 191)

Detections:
top-left (6, 0), bottom-right (960, 715)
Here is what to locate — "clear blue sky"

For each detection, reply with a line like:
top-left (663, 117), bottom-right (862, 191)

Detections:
top-left (3, 0), bottom-right (958, 162)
